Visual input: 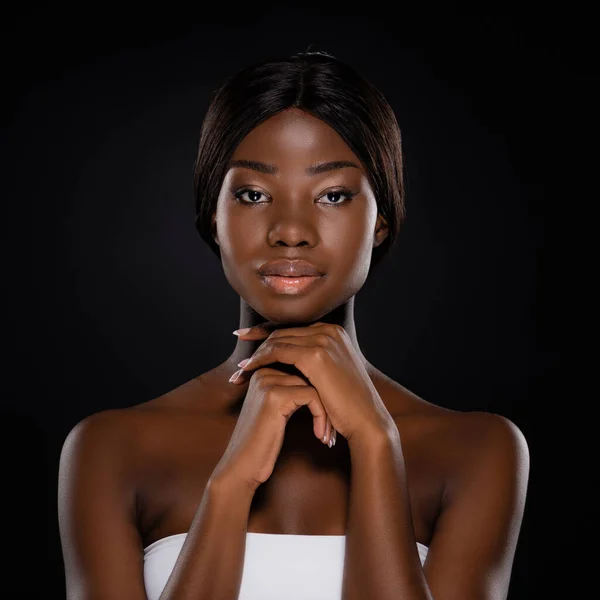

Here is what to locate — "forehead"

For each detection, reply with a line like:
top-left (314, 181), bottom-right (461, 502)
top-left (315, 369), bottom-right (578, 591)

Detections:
top-left (230, 108), bottom-right (363, 170)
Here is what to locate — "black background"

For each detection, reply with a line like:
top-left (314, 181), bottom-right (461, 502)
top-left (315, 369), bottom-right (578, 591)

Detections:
top-left (3, 9), bottom-right (588, 599)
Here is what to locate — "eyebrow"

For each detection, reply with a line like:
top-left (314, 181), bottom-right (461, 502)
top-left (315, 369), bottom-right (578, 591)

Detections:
top-left (227, 159), bottom-right (360, 176)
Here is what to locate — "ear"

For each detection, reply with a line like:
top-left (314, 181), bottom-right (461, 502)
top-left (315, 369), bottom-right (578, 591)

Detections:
top-left (211, 212), bottom-right (219, 246)
top-left (373, 214), bottom-right (389, 248)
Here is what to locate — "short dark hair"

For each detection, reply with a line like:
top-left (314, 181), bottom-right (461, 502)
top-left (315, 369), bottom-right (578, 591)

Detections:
top-left (193, 49), bottom-right (405, 276)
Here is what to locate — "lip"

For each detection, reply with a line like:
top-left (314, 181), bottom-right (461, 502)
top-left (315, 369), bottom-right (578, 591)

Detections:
top-left (260, 275), bottom-right (324, 295)
top-left (258, 259), bottom-right (324, 277)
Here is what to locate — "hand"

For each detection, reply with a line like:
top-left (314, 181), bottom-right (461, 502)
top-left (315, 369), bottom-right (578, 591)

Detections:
top-left (230, 322), bottom-right (395, 445)
top-left (211, 366), bottom-right (332, 493)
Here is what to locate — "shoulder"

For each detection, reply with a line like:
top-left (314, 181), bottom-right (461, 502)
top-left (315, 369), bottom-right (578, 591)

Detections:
top-left (62, 372), bottom-right (217, 449)
top-left (59, 388), bottom-right (185, 468)
top-left (430, 409), bottom-right (529, 466)
top-left (382, 377), bottom-right (528, 460)
top-left (60, 408), bottom-right (145, 484)
top-left (60, 376), bottom-right (229, 484)
top-left (452, 411), bottom-right (529, 461)
top-left (62, 408), bottom-right (133, 454)
top-left (404, 410), bottom-right (530, 597)
top-left (393, 399), bottom-right (529, 485)
top-left (434, 410), bottom-right (530, 500)
top-left (58, 409), bottom-right (145, 555)
top-left (401, 399), bottom-right (528, 452)
top-left (437, 409), bottom-right (527, 444)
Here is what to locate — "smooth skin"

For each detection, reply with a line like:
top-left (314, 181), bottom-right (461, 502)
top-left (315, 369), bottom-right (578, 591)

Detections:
top-left (58, 108), bottom-right (530, 599)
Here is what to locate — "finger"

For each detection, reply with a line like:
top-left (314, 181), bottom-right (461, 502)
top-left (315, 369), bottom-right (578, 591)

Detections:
top-left (255, 368), bottom-right (310, 386)
top-left (267, 383), bottom-right (328, 443)
top-left (244, 368), bottom-right (328, 443)
top-left (323, 414), bottom-right (331, 446)
top-left (233, 321), bottom-right (334, 340)
top-left (326, 420), bottom-right (334, 448)
top-left (233, 339), bottom-right (320, 383)
top-left (232, 321), bottom-right (279, 339)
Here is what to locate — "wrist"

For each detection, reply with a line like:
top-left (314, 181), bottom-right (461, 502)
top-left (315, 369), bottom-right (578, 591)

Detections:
top-left (348, 424), bottom-right (400, 458)
top-left (348, 418), bottom-right (399, 454)
top-left (208, 467), bottom-right (257, 503)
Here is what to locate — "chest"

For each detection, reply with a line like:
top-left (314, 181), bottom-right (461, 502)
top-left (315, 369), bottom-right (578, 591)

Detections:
top-left (135, 409), bottom-right (445, 549)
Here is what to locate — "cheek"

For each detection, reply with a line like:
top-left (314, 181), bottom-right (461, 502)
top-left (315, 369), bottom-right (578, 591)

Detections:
top-left (335, 210), bottom-right (379, 289)
top-left (333, 206), bottom-right (377, 263)
top-left (215, 202), bottom-right (258, 259)
top-left (215, 208), bottom-right (267, 294)
top-left (337, 229), bottom-right (374, 286)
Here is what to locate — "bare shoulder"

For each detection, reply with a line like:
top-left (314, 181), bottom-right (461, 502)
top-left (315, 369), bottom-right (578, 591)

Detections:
top-left (59, 407), bottom-right (147, 505)
top-left (385, 380), bottom-right (529, 475)
top-left (61, 407), bottom-right (137, 462)
top-left (407, 406), bottom-right (531, 497)
top-left (411, 410), bottom-right (530, 598)
top-left (455, 411), bottom-right (530, 483)
top-left (61, 375), bottom-right (219, 473)
top-left (439, 410), bottom-right (529, 464)
top-left (67, 376), bottom-right (238, 507)
top-left (426, 409), bottom-right (528, 449)
top-left (58, 384), bottom-right (217, 599)
top-left (63, 402), bottom-right (161, 450)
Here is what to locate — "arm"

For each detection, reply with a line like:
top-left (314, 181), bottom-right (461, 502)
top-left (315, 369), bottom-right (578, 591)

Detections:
top-left (58, 410), bottom-right (148, 600)
top-left (342, 424), bottom-right (432, 600)
top-left (341, 412), bottom-right (530, 600)
top-left (158, 472), bottom-right (255, 600)
top-left (58, 410), bottom-right (256, 600)
top-left (423, 413), bottom-right (530, 600)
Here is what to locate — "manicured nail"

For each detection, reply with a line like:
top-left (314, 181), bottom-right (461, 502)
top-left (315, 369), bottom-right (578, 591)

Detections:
top-left (237, 358), bottom-right (250, 368)
top-left (233, 328), bottom-right (252, 336)
top-left (323, 434), bottom-right (327, 443)
top-left (228, 368), bottom-right (243, 383)
top-left (329, 438), bottom-right (333, 448)
top-left (332, 431), bottom-right (336, 446)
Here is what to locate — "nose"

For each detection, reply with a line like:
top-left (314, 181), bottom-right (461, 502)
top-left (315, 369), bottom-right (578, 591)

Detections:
top-left (265, 199), bottom-right (319, 248)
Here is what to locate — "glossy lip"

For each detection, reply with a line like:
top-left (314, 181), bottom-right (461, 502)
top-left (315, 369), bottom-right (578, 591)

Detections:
top-left (258, 259), bottom-right (324, 277)
top-left (260, 275), bottom-right (324, 295)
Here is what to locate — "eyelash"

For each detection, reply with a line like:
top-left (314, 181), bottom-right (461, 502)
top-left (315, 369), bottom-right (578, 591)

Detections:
top-left (232, 188), bottom-right (357, 206)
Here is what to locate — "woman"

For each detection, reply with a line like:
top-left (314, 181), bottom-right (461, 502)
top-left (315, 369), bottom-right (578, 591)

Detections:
top-left (58, 50), bottom-right (530, 600)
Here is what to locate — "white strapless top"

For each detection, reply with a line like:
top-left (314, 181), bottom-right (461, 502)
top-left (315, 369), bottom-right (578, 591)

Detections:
top-left (144, 532), bottom-right (429, 600)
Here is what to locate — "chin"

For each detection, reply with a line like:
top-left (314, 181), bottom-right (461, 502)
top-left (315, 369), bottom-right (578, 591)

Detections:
top-left (258, 313), bottom-right (321, 327)
top-left (248, 304), bottom-right (329, 327)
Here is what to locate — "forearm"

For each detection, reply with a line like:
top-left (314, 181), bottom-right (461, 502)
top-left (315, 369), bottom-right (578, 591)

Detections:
top-left (342, 427), bottom-right (433, 600)
top-left (159, 475), bottom-right (255, 600)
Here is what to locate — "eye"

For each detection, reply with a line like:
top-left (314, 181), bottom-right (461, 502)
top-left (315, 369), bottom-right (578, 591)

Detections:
top-left (232, 187), bottom-right (357, 205)
top-left (233, 188), bottom-right (268, 204)
top-left (317, 189), bottom-right (356, 205)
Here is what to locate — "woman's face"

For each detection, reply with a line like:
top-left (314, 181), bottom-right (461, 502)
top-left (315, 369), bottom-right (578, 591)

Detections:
top-left (213, 107), bottom-right (388, 325)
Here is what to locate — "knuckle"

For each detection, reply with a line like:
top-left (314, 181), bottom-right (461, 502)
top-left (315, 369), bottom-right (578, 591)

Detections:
top-left (263, 386), bottom-right (283, 406)
top-left (315, 333), bottom-right (331, 347)
top-left (331, 324), bottom-right (345, 337)
top-left (258, 374), bottom-right (281, 387)
top-left (254, 371), bottom-right (270, 387)
top-left (311, 346), bottom-right (328, 362)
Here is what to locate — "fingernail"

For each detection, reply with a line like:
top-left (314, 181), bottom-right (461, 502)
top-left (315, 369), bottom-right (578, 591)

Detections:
top-left (228, 368), bottom-right (243, 383)
top-left (328, 438), bottom-right (333, 448)
top-left (332, 431), bottom-right (336, 446)
top-left (323, 434), bottom-right (327, 443)
top-left (237, 358), bottom-right (250, 368)
top-left (233, 328), bottom-right (252, 336)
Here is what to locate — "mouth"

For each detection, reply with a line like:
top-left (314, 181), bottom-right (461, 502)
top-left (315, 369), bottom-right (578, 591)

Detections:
top-left (259, 274), bottom-right (325, 295)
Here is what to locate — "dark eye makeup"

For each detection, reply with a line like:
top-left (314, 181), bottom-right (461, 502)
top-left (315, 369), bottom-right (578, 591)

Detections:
top-left (232, 187), bottom-right (358, 205)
